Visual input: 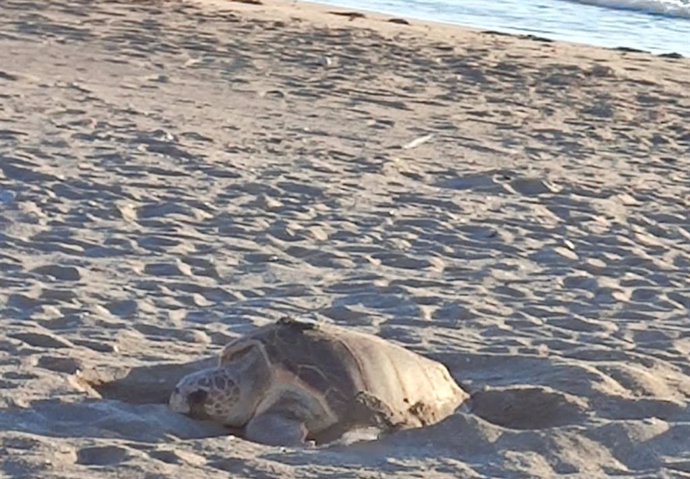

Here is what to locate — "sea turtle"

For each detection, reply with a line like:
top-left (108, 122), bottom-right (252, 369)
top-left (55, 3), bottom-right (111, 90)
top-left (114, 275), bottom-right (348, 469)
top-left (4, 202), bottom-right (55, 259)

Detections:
top-left (169, 317), bottom-right (468, 446)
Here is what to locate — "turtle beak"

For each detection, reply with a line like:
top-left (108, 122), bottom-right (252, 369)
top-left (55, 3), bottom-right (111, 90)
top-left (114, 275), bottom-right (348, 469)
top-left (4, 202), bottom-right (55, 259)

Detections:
top-left (169, 386), bottom-right (210, 419)
top-left (169, 386), bottom-right (189, 414)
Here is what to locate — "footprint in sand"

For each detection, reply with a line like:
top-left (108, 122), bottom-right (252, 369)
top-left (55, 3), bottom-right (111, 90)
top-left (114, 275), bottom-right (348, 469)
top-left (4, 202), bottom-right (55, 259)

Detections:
top-left (9, 332), bottom-right (73, 349)
top-left (31, 265), bottom-right (82, 282)
top-left (76, 446), bottom-right (130, 466)
top-left (0, 190), bottom-right (16, 205)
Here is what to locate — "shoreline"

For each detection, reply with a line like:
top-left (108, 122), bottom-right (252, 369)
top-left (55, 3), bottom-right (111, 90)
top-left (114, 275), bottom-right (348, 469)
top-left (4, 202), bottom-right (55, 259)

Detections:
top-left (300, 0), bottom-right (690, 56)
top-left (219, 0), bottom-right (689, 57)
top-left (197, 0), bottom-right (689, 59)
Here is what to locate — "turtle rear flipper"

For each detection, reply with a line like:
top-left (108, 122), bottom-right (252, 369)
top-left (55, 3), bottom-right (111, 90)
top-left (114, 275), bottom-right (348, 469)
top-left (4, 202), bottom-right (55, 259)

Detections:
top-left (352, 390), bottom-right (408, 432)
top-left (314, 391), bottom-right (407, 445)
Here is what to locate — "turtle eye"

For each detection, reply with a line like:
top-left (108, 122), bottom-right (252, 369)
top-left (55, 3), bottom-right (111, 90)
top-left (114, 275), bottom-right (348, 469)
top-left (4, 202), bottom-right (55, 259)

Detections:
top-left (213, 373), bottom-right (231, 390)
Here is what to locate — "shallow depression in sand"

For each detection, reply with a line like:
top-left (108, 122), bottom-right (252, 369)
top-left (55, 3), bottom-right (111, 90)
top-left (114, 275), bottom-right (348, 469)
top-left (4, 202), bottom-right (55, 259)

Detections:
top-left (71, 354), bottom-right (596, 446)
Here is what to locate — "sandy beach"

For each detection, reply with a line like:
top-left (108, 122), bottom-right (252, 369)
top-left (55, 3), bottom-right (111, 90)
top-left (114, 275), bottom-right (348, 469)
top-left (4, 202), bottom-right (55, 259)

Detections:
top-left (1, 0), bottom-right (690, 477)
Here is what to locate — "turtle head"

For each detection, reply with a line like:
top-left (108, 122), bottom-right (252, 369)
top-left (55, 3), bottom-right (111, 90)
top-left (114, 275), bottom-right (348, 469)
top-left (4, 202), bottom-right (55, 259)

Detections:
top-left (169, 340), bottom-right (272, 427)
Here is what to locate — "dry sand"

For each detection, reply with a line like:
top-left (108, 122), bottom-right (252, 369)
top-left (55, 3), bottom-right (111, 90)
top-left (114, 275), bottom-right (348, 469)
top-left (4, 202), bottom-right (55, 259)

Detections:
top-left (1, 0), bottom-right (690, 477)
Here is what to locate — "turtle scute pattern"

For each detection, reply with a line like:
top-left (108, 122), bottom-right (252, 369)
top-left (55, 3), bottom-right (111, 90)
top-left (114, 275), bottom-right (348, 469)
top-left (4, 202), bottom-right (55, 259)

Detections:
top-left (171, 317), bottom-right (469, 445)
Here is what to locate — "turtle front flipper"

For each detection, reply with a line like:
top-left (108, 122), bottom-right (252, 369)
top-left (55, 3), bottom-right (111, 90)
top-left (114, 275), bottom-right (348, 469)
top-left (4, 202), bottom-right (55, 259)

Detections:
top-left (245, 412), bottom-right (309, 447)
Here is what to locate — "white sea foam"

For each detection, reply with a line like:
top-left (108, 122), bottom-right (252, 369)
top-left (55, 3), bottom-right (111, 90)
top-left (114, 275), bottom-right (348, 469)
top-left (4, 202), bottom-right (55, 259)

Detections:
top-left (568, 0), bottom-right (690, 19)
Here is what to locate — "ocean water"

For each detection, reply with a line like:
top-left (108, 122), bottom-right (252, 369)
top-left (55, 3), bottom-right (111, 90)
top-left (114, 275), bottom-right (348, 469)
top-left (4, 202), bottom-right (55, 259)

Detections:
top-left (309, 0), bottom-right (690, 55)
